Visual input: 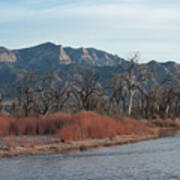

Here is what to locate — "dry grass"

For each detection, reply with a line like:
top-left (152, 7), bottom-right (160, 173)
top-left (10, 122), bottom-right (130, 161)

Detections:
top-left (152, 118), bottom-right (180, 128)
top-left (3, 137), bottom-right (16, 149)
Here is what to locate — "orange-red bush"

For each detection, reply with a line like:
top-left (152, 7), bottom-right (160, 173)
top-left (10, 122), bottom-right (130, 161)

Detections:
top-left (0, 111), bottom-right (149, 140)
top-left (0, 112), bottom-right (71, 136)
top-left (0, 115), bottom-right (14, 136)
top-left (118, 118), bottom-right (150, 135)
top-left (57, 111), bottom-right (149, 140)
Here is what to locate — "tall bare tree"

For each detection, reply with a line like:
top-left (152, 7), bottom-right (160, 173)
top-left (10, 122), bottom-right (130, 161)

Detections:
top-left (119, 52), bottom-right (148, 115)
top-left (70, 68), bottom-right (104, 111)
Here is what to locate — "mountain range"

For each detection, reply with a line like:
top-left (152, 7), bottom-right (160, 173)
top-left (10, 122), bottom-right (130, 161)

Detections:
top-left (0, 42), bottom-right (179, 96)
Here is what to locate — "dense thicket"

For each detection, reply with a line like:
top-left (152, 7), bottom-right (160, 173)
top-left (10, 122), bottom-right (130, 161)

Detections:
top-left (0, 111), bottom-right (150, 139)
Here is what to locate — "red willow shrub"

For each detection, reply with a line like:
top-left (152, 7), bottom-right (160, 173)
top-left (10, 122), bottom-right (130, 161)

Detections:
top-left (118, 118), bottom-right (150, 135)
top-left (0, 111), bottom-right (149, 139)
top-left (0, 114), bottom-right (14, 137)
top-left (57, 111), bottom-right (148, 140)
top-left (38, 112), bottom-right (71, 135)
top-left (0, 112), bottom-right (71, 136)
top-left (9, 117), bottom-right (38, 136)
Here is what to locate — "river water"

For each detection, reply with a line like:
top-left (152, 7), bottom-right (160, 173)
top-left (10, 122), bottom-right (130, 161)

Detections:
top-left (0, 132), bottom-right (180, 180)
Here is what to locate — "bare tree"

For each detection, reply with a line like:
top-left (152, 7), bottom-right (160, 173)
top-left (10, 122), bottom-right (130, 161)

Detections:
top-left (33, 73), bottom-right (70, 115)
top-left (70, 68), bottom-right (104, 112)
top-left (108, 74), bottom-right (127, 114)
top-left (119, 52), bottom-right (149, 115)
top-left (12, 72), bottom-right (36, 117)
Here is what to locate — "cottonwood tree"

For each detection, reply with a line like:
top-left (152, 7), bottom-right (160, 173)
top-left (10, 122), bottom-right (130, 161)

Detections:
top-left (34, 73), bottom-right (70, 115)
top-left (12, 72), bottom-right (36, 117)
top-left (12, 72), bottom-right (71, 116)
top-left (119, 52), bottom-right (149, 115)
top-left (136, 72), bottom-right (180, 119)
top-left (70, 68), bottom-right (104, 112)
top-left (108, 74), bottom-right (127, 115)
top-left (158, 86), bottom-right (180, 118)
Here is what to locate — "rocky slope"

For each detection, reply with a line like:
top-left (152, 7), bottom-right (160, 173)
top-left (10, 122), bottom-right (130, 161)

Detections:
top-left (9, 42), bottom-right (125, 69)
top-left (0, 42), bottom-right (179, 95)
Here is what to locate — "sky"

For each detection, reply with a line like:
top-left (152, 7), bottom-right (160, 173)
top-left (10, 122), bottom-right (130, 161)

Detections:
top-left (0, 0), bottom-right (180, 63)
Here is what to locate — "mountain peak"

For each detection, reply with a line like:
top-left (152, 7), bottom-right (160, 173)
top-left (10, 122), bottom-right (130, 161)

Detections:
top-left (36, 41), bottom-right (58, 48)
top-left (42, 41), bottom-right (56, 46)
top-left (148, 60), bottom-right (158, 64)
top-left (27, 42), bottom-right (59, 50)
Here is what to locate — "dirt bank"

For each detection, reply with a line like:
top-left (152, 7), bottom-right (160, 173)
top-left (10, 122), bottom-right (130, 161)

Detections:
top-left (0, 134), bottom-right (160, 158)
top-left (0, 111), bottom-right (179, 158)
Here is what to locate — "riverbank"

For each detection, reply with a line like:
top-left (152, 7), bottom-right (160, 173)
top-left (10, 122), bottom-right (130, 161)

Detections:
top-left (0, 111), bottom-right (179, 158)
top-left (0, 133), bottom-right (160, 158)
top-left (1, 127), bottom-right (180, 158)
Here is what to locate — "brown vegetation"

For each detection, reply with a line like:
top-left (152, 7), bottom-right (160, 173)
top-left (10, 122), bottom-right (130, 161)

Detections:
top-left (57, 111), bottom-right (150, 140)
top-left (0, 114), bottom-right (13, 136)
top-left (7, 112), bottom-right (71, 136)
top-left (0, 111), bottom-right (150, 140)
top-left (0, 111), bottom-right (179, 158)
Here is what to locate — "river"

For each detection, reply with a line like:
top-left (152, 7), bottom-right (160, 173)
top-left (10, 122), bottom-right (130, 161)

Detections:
top-left (0, 132), bottom-right (180, 180)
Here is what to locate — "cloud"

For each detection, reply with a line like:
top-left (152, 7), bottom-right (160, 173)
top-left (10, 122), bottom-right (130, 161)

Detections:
top-left (0, 0), bottom-right (180, 62)
top-left (1, 2), bottom-right (180, 30)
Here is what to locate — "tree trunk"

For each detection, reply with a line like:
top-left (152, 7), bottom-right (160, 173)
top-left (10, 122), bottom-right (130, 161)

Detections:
top-left (128, 90), bottom-right (134, 115)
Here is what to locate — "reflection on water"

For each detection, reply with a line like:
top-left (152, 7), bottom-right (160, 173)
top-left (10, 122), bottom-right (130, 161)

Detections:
top-left (0, 132), bottom-right (180, 180)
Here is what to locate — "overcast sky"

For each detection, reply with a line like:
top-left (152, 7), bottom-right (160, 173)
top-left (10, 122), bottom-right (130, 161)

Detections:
top-left (1, 0), bottom-right (180, 63)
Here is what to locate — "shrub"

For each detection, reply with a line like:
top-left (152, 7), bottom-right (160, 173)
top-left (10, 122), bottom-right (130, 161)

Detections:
top-left (0, 115), bottom-right (14, 137)
top-left (57, 111), bottom-right (142, 140)
top-left (0, 112), bottom-right (71, 136)
top-left (0, 111), bottom-right (150, 140)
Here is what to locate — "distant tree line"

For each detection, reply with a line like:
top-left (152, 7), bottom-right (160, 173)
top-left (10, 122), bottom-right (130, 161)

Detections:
top-left (0, 53), bottom-right (179, 119)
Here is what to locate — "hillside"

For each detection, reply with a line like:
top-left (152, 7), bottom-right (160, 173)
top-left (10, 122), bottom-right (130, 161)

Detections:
top-left (0, 42), bottom-right (179, 95)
